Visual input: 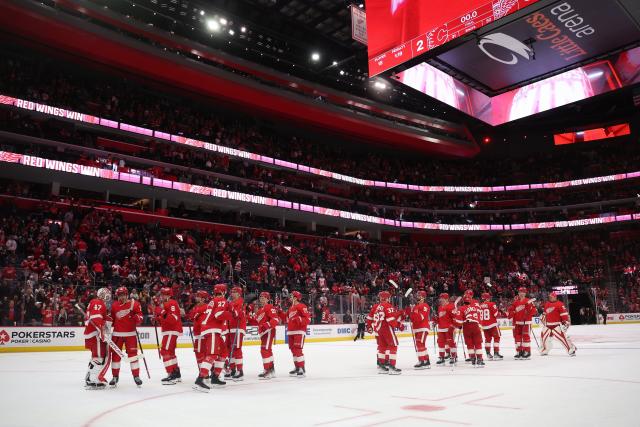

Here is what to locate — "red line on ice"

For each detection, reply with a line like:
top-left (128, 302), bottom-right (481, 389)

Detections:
top-left (361, 415), bottom-right (471, 426)
top-left (391, 391), bottom-right (477, 401)
top-left (462, 393), bottom-right (522, 410)
top-left (82, 390), bottom-right (191, 427)
top-left (313, 405), bottom-right (380, 426)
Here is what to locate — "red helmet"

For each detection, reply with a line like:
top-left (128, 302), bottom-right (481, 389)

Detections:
top-left (378, 291), bottom-right (391, 301)
top-left (160, 287), bottom-right (172, 297)
top-left (259, 292), bottom-right (270, 300)
top-left (231, 286), bottom-right (243, 295)
top-left (464, 289), bottom-right (473, 297)
top-left (417, 290), bottom-right (427, 299)
top-left (481, 292), bottom-right (491, 300)
top-left (439, 292), bottom-right (449, 300)
top-left (115, 286), bottom-right (128, 297)
top-left (291, 290), bottom-right (302, 300)
top-left (518, 287), bottom-right (527, 293)
top-left (549, 291), bottom-right (558, 298)
top-left (196, 290), bottom-right (210, 300)
top-left (214, 284), bottom-right (227, 295)
top-left (463, 294), bottom-right (473, 303)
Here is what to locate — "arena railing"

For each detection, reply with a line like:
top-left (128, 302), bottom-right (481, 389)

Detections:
top-left (2, 150), bottom-right (639, 233)
top-left (4, 129), bottom-right (635, 222)
top-left (1, 94), bottom-right (638, 195)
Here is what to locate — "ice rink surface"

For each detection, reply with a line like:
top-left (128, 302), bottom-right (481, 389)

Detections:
top-left (1, 324), bottom-right (639, 427)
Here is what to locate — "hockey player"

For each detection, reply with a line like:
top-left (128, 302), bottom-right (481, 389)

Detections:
top-left (158, 287), bottom-right (183, 384)
top-left (408, 290), bottom-right (431, 369)
top-left (109, 287), bottom-right (143, 387)
top-left (479, 292), bottom-right (503, 360)
top-left (188, 290), bottom-right (209, 371)
top-left (249, 292), bottom-right (280, 379)
top-left (83, 287), bottom-right (112, 389)
top-left (287, 291), bottom-right (311, 377)
top-left (195, 284), bottom-right (232, 392)
top-left (540, 292), bottom-right (577, 356)
top-left (508, 287), bottom-right (538, 360)
top-left (435, 293), bottom-right (458, 366)
top-left (226, 286), bottom-right (247, 381)
top-left (455, 291), bottom-right (485, 367)
top-left (366, 291), bottom-right (404, 374)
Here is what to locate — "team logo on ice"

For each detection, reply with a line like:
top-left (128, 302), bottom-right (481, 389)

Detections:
top-left (0, 330), bottom-right (9, 345)
top-left (477, 33), bottom-right (533, 65)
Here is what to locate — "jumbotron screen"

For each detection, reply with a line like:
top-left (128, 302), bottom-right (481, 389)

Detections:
top-left (366, 0), bottom-right (541, 76)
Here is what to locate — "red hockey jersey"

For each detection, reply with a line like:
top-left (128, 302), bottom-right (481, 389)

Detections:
top-left (366, 302), bottom-right (402, 333)
top-left (229, 297), bottom-right (247, 333)
top-left (251, 303), bottom-right (280, 334)
top-left (508, 298), bottom-right (537, 325)
top-left (408, 303), bottom-right (431, 333)
top-left (201, 296), bottom-right (232, 335)
top-left (111, 299), bottom-right (143, 337)
top-left (436, 302), bottom-right (456, 332)
top-left (542, 301), bottom-right (569, 326)
top-left (479, 301), bottom-right (499, 329)
top-left (160, 299), bottom-right (183, 334)
top-left (188, 303), bottom-right (207, 338)
top-left (454, 302), bottom-right (482, 327)
top-left (84, 298), bottom-right (109, 339)
top-left (287, 302), bottom-right (311, 336)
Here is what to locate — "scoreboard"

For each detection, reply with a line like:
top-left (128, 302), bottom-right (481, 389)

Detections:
top-left (366, 0), bottom-right (541, 76)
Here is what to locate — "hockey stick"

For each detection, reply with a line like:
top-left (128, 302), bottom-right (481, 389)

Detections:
top-left (153, 319), bottom-right (161, 359)
top-left (456, 327), bottom-right (467, 360)
top-left (136, 330), bottom-right (151, 379)
top-left (75, 304), bottom-right (131, 361)
top-left (128, 299), bottom-right (151, 379)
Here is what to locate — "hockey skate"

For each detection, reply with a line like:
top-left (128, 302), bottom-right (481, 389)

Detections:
top-left (224, 369), bottom-right (235, 379)
top-left (258, 368), bottom-right (275, 380)
top-left (289, 368), bottom-right (298, 377)
top-left (109, 377), bottom-right (119, 388)
top-left (476, 359), bottom-right (485, 368)
top-left (387, 364), bottom-right (402, 375)
top-left (133, 377), bottom-right (143, 387)
top-left (435, 357), bottom-right (446, 366)
top-left (486, 352), bottom-right (493, 360)
top-left (471, 357), bottom-right (477, 366)
top-left (493, 352), bottom-right (504, 360)
top-left (521, 351), bottom-right (531, 360)
top-left (193, 376), bottom-right (210, 393)
top-left (377, 362), bottom-right (389, 374)
top-left (414, 360), bottom-right (430, 370)
top-left (465, 357), bottom-right (472, 364)
top-left (569, 346), bottom-right (577, 357)
top-left (231, 370), bottom-right (244, 382)
top-left (210, 375), bottom-right (227, 388)
top-left (295, 367), bottom-right (306, 378)
top-left (161, 369), bottom-right (180, 385)
top-left (449, 356), bottom-right (457, 365)
top-left (514, 351), bottom-right (523, 360)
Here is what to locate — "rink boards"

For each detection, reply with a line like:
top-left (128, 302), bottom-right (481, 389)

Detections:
top-left (3, 314), bottom-right (638, 353)
top-left (0, 318), bottom-right (544, 353)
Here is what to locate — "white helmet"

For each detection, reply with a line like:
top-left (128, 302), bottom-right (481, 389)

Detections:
top-left (97, 288), bottom-right (111, 302)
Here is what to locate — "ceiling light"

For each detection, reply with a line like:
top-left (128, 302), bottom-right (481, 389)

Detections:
top-left (339, 70), bottom-right (345, 75)
top-left (200, 10), bottom-right (205, 16)
top-left (311, 52), bottom-right (320, 62)
top-left (374, 81), bottom-right (387, 90)
top-left (332, 60), bottom-right (338, 66)
top-left (219, 17), bottom-right (228, 25)
top-left (241, 26), bottom-right (247, 33)
top-left (206, 19), bottom-right (220, 31)
top-left (229, 29), bottom-right (235, 35)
